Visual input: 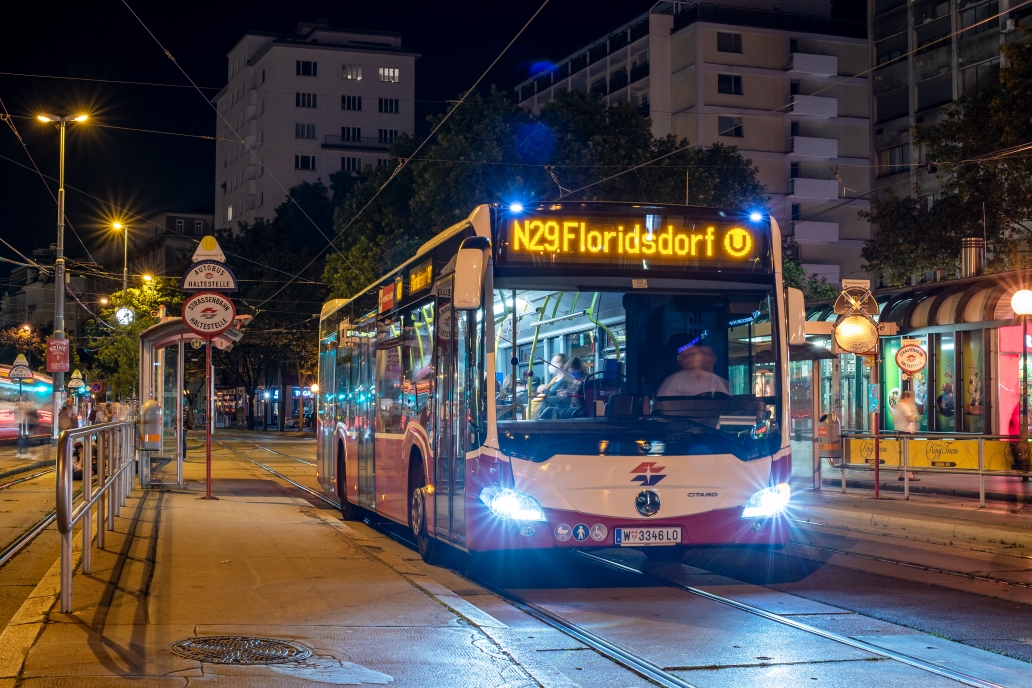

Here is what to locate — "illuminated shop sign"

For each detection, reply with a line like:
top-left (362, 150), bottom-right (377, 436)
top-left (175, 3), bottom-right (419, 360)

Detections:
top-left (409, 259), bottom-right (433, 294)
top-left (504, 214), bottom-right (768, 269)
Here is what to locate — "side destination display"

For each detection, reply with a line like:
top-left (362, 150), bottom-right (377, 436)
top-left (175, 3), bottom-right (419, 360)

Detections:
top-left (182, 292), bottom-right (237, 336)
top-left (181, 260), bottom-right (239, 292)
top-left (499, 210), bottom-right (771, 271)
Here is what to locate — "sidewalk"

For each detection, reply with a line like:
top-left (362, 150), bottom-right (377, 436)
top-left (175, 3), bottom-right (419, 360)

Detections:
top-left (0, 443), bottom-right (575, 687)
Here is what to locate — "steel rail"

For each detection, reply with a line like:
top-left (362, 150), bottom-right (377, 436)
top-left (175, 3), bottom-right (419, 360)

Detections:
top-left (0, 512), bottom-right (56, 568)
top-left (0, 468), bottom-right (55, 491)
top-left (230, 445), bottom-right (698, 688)
top-left (230, 441), bottom-right (1002, 688)
top-left (576, 551), bottom-right (1004, 688)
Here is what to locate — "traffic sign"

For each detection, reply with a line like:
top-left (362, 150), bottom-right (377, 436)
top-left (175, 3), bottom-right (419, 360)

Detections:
top-left (91, 382), bottom-right (102, 392)
top-left (9, 354), bottom-right (33, 380)
top-left (181, 260), bottom-right (238, 292)
top-left (67, 369), bottom-right (86, 390)
top-left (182, 292), bottom-right (236, 337)
top-left (191, 338), bottom-right (204, 350)
top-left (895, 343), bottom-right (928, 373)
top-left (192, 235), bottom-right (226, 263)
top-left (46, 338), bottom-right (69, 372)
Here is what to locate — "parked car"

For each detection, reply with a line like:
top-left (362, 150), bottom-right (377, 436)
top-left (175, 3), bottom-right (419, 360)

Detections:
top-left (286, 412), bottom-right (313, 429)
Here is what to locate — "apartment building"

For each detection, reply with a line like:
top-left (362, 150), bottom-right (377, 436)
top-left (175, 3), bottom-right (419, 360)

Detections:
top-left (0, 247), bottom-right (88, 341)
top-left (515, 1), bottom-right (872, 285)
top-left (869, 0), bottom-right (1028, 215)
top-left (213, 20), bottom-right (418, 229)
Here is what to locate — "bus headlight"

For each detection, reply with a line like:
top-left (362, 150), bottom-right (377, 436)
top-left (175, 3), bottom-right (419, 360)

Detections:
top-left (479, 487), bottom-right (547, 522)
top-left (741, 483), bottom-right (790, 519)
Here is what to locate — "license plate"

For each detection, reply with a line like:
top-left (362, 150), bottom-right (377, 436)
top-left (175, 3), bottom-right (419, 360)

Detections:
top-left (614, 527), bottom-right (682, 546)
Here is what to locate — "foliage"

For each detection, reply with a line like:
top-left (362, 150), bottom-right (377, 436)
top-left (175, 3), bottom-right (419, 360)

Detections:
top-left (212, 186), bottom-right (330, 427)
top-left (862, 32), bottom-right (1032, 284)
top-left (782, 238), bottom-right (839, 303)
top-left (0, 325), bottom-right (45, 369)
top-left (324, 88), bottom-right (767, 297)
top-left (84, 280), bottom-right (183, 397)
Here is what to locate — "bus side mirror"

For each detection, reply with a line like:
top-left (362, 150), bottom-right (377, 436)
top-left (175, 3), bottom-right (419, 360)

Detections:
top-left (786, 287), bottom-right (806, 345)
top-left (455, 237), bottom-right (491, 309)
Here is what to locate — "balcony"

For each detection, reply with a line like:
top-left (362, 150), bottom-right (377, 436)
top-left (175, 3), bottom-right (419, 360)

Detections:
top-left (609, 69), bottom-right (629, 93)
top-left (245, 105), bottom-right (257, 122)
top-left (793, 221), bottom-right (840, 244)
top-left (785, 53), bottom-right (838, 76)
top-left (244, 164), bottom-right (256, 181)
top-left (245, 135), bottom-right (256, 150)
top-left (788, 177), bottom-right (839, 201)
top-left (243, 194), bottom-right (256, 212)
top-left (787, 136), bottom-right (838, 158)
top-left (322, 135), bottom-right (390, 150)
top-left (786, 94), bottom-right (838, 117)
top-left (630, 61), bottom-right (650, 84)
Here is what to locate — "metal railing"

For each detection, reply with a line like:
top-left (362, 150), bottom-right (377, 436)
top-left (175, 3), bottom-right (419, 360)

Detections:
top-left (832, 432), bottom-right (1031, 507)
top-left (57, 421), bottom-right (138, 613)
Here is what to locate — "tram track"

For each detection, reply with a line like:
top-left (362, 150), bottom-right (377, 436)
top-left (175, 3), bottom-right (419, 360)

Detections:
top-left (0, 467), bottom-right (55, 491)
top-left (226, 438), bottom-right (1005, 688)
top-left (0, 469), bottom-right (82, 569)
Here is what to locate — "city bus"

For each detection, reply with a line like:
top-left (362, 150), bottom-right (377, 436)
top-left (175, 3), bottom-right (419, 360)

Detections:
top-left (0, 366), bottom-right (53, 439)
top-left (317, 202), bottom-right (806, 563)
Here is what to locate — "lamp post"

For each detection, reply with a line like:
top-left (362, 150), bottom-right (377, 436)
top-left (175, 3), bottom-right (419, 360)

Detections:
top-left (1011, 289), bottom-right (1032, 473)
top-left (37, 113), bottom-right (87, 444)
top-left (113, 222), bottom-right (128, 294)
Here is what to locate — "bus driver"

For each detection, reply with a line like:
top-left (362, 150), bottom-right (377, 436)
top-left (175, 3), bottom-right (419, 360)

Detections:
top-left (657, 343), bottom-right (730, 397)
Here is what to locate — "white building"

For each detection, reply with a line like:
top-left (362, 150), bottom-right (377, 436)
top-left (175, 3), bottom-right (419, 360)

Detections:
top-left (214, 21), bottom-right (419, 229)
top-left (515, 1), bottom-right (872, 285)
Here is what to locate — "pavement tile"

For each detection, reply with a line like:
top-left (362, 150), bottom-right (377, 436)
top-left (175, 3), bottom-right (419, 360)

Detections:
top-left (676, 657), bottom-right (964, 688)
top-left (855, 634), bottom-right (1032, 688)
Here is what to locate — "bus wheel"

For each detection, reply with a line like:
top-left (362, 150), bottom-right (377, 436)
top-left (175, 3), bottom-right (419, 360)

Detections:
top-left (410, 460), bottom-right (444, 565)
top-left (337, 446), bottom-right (362, 521)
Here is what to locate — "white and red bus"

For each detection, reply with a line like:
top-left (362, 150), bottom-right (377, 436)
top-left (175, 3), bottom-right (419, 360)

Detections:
top-left (317, 202), bottom-right (805, 562)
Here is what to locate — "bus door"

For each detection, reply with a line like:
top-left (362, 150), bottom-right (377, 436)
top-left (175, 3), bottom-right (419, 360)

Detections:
top-left (356, 316), bottom-right (377, 509)
top-left (433, 278), bottom-right (467, 546)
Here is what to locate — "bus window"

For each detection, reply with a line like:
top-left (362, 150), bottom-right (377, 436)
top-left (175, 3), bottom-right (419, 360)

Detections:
top-left (376, 316), bottom-right (405, 433)
top-left (406, 302), bottom-right (435, 427)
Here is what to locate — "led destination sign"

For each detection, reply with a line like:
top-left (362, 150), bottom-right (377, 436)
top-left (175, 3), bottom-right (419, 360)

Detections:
top-left (503, 213), bottom-right (769, 270)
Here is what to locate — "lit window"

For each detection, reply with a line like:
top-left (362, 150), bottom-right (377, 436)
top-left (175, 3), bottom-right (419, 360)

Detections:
top-left (227, 205), bottom-right (234, 221)
top-left (343, 64), bottom-right (363, 80)
top-left (378, 67), bottom-right (400, 83)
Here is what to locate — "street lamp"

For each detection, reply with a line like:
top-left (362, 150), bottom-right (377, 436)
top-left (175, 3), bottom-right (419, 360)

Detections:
top-left (113, 222), bottom-right (128, 294)
top-left (142, 274), bottom-right (153, 282)
top-left (1011, 290), bottom-right (1032, 460)
top-left (37, 112), bottom-right (88, 444)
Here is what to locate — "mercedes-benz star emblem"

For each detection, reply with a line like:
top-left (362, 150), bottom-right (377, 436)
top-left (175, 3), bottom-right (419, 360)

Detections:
top-left (635, 490), bottom-right (661, 517)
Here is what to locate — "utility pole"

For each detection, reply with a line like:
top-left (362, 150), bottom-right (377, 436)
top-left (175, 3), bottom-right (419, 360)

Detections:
top-left (52, 118), bottom-right (68, 443)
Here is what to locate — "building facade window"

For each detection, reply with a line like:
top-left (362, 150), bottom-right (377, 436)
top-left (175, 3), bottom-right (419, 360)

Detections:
top-left (258, 192), bottom-right (264, 208)
top-left (717, 32), bottom-right (742, 53)
top-left (194, 220), bottom-right (203, 233)
top-left (295, 155), bottom-right (316, 170)
top-left (342, 95), bottom-right (362, 111)
top-left (227, 205), bottom-right (234, 221)
top-left (962, 58), bottom-right (1000, 95)
top-left (296, 60), bottom-right (317, 76)
top-left (377, 158), bottom-right (390, 167)
top-left (717, 116), bottom-right (743, 137)
top-left (296, 92), bottom-right (317, 108)
top-left (175, 219), bottom-right (184, 233)
top-left (378, 67), bottom-right (400, 83)
top-left (790, 121), bottom-right (800, 136)
top-left (260, 69), bottom-right (266, 85)
top-left (961, 0), bottom-right (999, 37)
top-left (791, 204), bottom-right (801, 222)
top-left (877, 144), bottom-right (910, 176)
top-left (260, 100), bottom-right (265, 115)
top-left (378, 129), bottom-right (398, 144)
top-left (342, 156), bottom-right (362, 172)
top-left (790, 161), bottom-right (800, 179)
top-left (341, 126), bottom-right (362, 141)
top-left (717, 74), bottom-right (743, 95)
top-left (343, 64), bottom-right (363, 80)
top-left (259, 130), bottom-right (264, 146)
top-left (295, 123), bottom-right (317, 139)
top-left (378, 98), bottom-right (399, 113)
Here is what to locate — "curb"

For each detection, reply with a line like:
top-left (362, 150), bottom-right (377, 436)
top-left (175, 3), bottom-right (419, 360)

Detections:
top-left (0, 533), bottom-right (83, 680)
top-left (0, 460), bottom-right (55, 481)
top-left (799, 504), bottom-right (1032, 548)
top-left (820, 477), bottom-right (1031, 504)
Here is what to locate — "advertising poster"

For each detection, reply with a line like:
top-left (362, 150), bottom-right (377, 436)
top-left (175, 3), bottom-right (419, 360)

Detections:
top-left (962, 331), bottom-right (984, 433)
top-left (935, 334), bottom-right (956, 431)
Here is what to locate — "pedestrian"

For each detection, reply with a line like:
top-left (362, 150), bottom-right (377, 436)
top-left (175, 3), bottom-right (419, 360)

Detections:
top-left (891, 390), bottom-right (919, 481)
top-left (103, 403), bottom-right (115, 423)
top-left (58, 398), bottom-right (77, 433)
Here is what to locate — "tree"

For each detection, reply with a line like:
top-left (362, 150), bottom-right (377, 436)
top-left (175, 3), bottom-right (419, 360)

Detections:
top-left (85, 280), bottom-right (183, 397)
top-left (862, 32), bottom-right (1032, 284)
top-left (0, 325), bottom-right (45, 369)
top-left (324, 88), bottom-right (768, 298)
top-left (213, 185), bottom-right (330, 428)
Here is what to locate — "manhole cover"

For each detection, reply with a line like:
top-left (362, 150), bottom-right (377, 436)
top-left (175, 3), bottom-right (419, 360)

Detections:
top-left (170, 636), bottom-right (312, 665)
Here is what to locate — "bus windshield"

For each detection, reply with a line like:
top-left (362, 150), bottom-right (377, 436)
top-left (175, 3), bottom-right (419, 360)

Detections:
top-left (493, 285), bottom-right (781, 461)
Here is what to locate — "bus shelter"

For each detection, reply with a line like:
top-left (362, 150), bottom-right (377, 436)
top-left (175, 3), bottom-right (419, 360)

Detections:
top-left (803, 268), bottom-right (1032, 499)
top-left (138, 318), bottom-right (241, 487)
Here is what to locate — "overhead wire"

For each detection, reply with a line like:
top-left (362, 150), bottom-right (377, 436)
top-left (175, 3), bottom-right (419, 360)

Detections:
top-left (247, 0), bottom-right (554, 310)
top-left (119, 0), bottom-right (351, 273)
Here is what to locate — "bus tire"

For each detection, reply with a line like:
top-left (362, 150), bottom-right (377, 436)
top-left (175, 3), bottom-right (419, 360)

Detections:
top-left (410, 457), bottom-right (444, 565)
top-left (337, 441), bottom-right (362, 521)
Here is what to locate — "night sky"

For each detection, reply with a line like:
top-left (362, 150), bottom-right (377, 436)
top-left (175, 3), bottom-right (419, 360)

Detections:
top-left (0, 0), bottom-right (655, 273)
